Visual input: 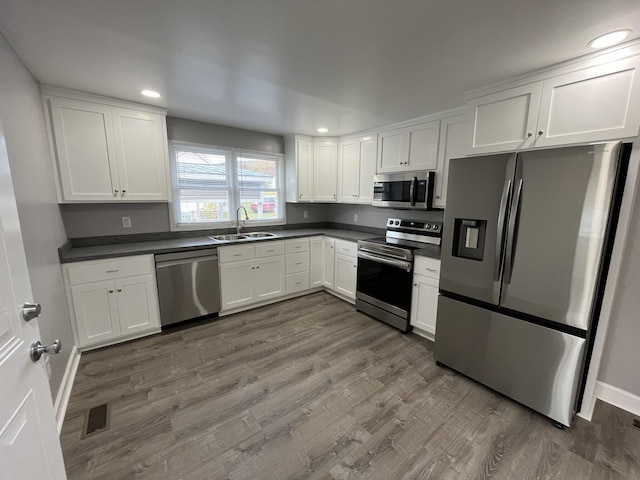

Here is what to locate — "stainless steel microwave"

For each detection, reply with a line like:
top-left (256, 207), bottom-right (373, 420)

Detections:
top-left (372, 171), bottom-right (435, 210)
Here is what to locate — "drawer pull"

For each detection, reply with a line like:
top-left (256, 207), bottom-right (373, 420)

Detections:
top-left (295, 282), bottom-right (302, 285)
top-left (295, 246), bottom-right (301, 249)
top-left (295, 262), bottom-right (302, 265)
top-left (106, 269), bottom-right (120, 273)
top-left (233, 253), bottom-right (242, 257)
top-left (426, 268), bottom-right (437, 272)
top-left (267, 249), bottom-right (275, 252)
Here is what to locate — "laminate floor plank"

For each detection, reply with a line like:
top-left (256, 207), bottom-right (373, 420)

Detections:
top-left (60, 292), bottom-right (640, 479)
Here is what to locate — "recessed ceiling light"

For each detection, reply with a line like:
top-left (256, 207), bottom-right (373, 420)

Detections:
top-left (589, 30), bottom-right (632, 49)
top-left (317, 127), bottom-right (328, 133)
top-left (140, 89), bottom-right (161, 98)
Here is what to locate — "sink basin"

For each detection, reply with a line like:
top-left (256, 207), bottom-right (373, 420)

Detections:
top-left (244, 232), bottom-right (277, 238)
top-left (209, 234), bottom-right (247, 241)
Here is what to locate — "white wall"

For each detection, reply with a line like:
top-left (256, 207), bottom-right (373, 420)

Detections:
top-left (598, 172), bottom-right (640, 398)
top-left (0, 33), bottom-right (73, 401)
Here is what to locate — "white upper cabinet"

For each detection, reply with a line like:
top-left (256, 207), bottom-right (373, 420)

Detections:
top-left (44, 90), bottom-right (169, 203)
top-left (111, 108), bottom-right (168, 201)
top-left (338, 135), bottom-right (376, 204)
top-left (377, 121), bottom-right (440, 173)
top-left (467, 54), bottom-right (640, 154)
top-left (313, 140), bottom-right (338, 202)
top-left (285, 135), bottom-right (314, 202)
top-left (468, 83), bottom-right (541, 154)
top-left (536, 56), bottom-right (640, 147)
top-left (434, 114), bottom-right (468, 208)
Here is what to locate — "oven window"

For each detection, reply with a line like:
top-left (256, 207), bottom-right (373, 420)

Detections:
top-left (356, 256), bottom-right (413, 312)
top-left (373, 180), bottom-right (427, 202)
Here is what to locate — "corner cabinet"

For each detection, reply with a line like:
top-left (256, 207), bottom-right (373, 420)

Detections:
top-left (63, 255), bottom-right (161, 350)
top-left (285, 135), bottom-right (314, 202)
top-left (467, 54), bottom-right (640, 154)
top-left (338, 135), bottom-right (376, 204)
top-left (377, 121), bottom-right (440, 173)
top-left (43, 89), bottom-right (169, 203)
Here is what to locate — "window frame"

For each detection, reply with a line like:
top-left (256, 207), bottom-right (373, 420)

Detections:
top-left (168, 140), bottom-right (286, 231)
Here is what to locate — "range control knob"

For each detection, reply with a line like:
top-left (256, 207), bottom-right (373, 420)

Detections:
top-left (395, 220), bottom-right (400, 225)
top-left (433, 225), bottom-right (439, 230)
top-left (425, 224), bottom-right (431, 229)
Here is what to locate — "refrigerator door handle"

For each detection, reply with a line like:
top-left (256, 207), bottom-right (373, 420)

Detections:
top-left (494, 179), bottom-right (512, 282)
top-left (504, 178), bottom-right (523, 284)
top-left (409, 176), bottom-right (417, 206)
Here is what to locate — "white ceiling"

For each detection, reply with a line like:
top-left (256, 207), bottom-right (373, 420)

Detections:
top-left (1, 0), bottom-right (640, 137)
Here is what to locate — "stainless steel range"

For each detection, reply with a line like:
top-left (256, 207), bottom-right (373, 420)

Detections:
top-left (356, 217), bottom-right (442, 332)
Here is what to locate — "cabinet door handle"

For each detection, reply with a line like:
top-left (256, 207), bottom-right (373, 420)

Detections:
top-left (256, 266), bottom-right (260, 269)
top-left (106, 269), bottom-right (119, 273)
top-left (114, 189), bottom-right (119, 194)
top-left (122, 189), bottom-right (127, 195)
top-left (538, 130), bottom-right (544, 136)
top-left (414, 283), bottom-right (417, 287)
top-left (109, 290), bottom-right (114, 293)
top-left (117, 289), bottom-right (122, 292)
top-left (527, 132), bottom-right (533, 137)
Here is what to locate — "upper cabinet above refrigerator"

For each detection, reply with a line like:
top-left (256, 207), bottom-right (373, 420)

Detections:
top-left (467, 54), bottom-right (640, 155)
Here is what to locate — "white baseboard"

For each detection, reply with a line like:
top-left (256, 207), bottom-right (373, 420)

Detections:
top-left (594, 381), bottom-right (640, 417)
top-left (54, 345), bottom-right (81, 434)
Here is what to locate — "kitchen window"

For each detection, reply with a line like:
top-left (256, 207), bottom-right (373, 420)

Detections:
top-left (169, 141), bottom-right (285, 230)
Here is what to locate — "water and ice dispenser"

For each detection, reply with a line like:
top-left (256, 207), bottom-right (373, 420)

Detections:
top-left (452, 219), bottom-right (486, 261)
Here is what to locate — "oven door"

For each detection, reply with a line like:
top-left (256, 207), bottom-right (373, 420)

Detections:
top-left (356, 251), bottom-right (413, 317)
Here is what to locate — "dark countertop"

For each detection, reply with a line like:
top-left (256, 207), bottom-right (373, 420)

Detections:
top-left (59, 228), bottom-right (381, 263)
top-left (413, 245), bottom-right (442, 260)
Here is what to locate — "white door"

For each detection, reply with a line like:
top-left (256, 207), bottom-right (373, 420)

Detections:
top-left (407, 121), bottom-right (440, 170)
top-left (434, 115), bottom-right (468, 208)
top-left (0, 122), bottom-right (67, 478)
top-left (357, 137), bottom-right (377, 203)
top-left (255, 257), bottom-right (285, 301)
top-left (323, 239), bottom-right (335, 289)
top-left (334, 254), bottom-right (357, 299)
top-left (115, 275), bottom-right (159, 335)
top-left (49, 98), bottom-right (119, 201)
top-left (338, 140), bottom-right (359, 202)
top-left (70, 281), bottom-right (120, 346)
top-left (219, 261), bottom-right (255, 310)
top-left (410, 276), bottom-right (440, 339)
top-left (313, 141), bottom-right (338, 202)
top-left (296, 138), bottom-right (313, 202)
top-left (112, 108), bottom-right (168, 201)
top-left (377, 128), bottom-right (406, 173)
top-left (309, 238), bottom-right (324, 288)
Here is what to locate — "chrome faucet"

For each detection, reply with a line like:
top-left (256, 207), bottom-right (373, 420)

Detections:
top-left (236, 206), bottom-right (249, 235)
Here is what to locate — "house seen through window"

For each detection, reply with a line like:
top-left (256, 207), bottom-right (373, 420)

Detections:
top-left (170, 141), bottom-right (284, 228)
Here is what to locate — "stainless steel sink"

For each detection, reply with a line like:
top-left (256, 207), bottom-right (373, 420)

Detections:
top-left (244, 232), bottom-right (277, 238)
top-left (209, 234), bottom-right (247, 241)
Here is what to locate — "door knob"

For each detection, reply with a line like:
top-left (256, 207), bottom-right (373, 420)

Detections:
top-left (30, 339), bottom-right (61, 362)
top-left (22, 302), bottom-right (41, 322)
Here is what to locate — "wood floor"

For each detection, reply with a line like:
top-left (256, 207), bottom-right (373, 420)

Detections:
top-left (61, 292), bottom-right (640, 480)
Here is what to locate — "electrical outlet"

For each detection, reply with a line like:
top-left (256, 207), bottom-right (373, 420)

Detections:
top-left (303, 210), bottom-right (308, 219)
top-left (122, 216), bottom-right (132, 228)
top-left (353, 213), bottom-right (358, 223)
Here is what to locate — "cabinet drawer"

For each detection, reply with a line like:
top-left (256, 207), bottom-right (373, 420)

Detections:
top-left (285, 238), bottom-right (309, 254)
top-left (414, 256), bottom-right (440, 279)
top-left (219, 244), bottom-right (256, 263)
top-left (286, 271), bottom-right (310, 294)
top-left (255, 241), bottom-right (285, 258)
top-left (286, 252), bottom-right (309, 274)
top-left (334, 239), bottom-right (357, 257)
top-left (66, 256), bottom-right (152, 285)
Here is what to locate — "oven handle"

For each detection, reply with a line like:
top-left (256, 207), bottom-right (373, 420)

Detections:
top-left (357, 251), bottom-right (412, 272)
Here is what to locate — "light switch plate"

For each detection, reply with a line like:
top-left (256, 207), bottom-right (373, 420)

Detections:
top-left (122, 216), bottom-right (132, 228)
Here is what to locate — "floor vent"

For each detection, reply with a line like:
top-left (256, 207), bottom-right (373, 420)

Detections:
top-left (633, 419), bottom-right (640, 430)
top-left (82, 403), bottom-right (110, 438)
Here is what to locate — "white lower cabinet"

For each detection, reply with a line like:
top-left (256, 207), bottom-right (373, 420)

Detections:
top-left (219, 242), bottom-right (285, 311)
top-left (64, 255), bottom-right (160, 349)
top-left (285, 238), bottom-right (310, 295)
top-left (329, 239), bottom-right (357, 301)
top-left (322, 238), bottom-right (335, 289)
top-left (334, 253), bottom-right (357, 299)
top-left (309, 237), bottom-right (324, 287)
top-left (410, 257), bottom-right (441, 340)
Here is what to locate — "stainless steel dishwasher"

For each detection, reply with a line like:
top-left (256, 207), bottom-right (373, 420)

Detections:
top-left (155, 248), bottom-right (220, 327)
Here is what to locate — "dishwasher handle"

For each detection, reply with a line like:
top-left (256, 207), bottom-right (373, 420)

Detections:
top-left (155, 254), bottom-right (218, 269)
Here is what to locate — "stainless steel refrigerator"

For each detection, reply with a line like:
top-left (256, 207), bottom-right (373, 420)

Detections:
top-left (434, 141), bottom-right (630, 427)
